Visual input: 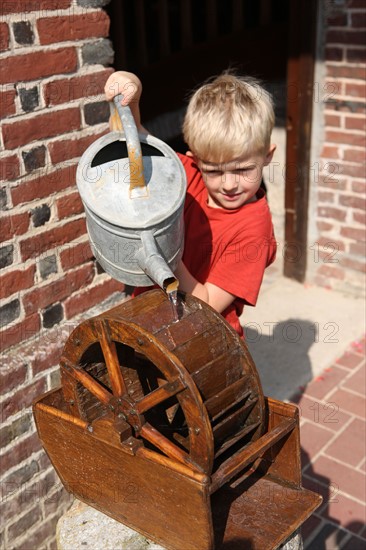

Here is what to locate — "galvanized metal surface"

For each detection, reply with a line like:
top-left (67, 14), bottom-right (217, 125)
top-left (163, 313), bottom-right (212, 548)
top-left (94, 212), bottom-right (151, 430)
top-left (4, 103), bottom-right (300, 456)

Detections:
top-left (76, 104), bottom-right (186, 288)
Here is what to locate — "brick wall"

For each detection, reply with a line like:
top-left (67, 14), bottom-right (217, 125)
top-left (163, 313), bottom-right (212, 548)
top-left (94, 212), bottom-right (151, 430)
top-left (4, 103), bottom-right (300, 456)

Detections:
top-left (309, 0), bottom-right (366, 294)
top-left (0, 1), bottom-right (125, 548)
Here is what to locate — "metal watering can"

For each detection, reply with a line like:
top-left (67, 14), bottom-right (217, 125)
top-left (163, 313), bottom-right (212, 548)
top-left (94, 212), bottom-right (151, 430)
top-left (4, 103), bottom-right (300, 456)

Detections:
top-left (76, 95), bottom-right (186, 291)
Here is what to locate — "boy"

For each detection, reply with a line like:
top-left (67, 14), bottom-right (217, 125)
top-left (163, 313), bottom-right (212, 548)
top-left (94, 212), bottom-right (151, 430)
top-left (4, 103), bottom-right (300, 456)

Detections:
top-left (105, 71), bottom-right (277, 337)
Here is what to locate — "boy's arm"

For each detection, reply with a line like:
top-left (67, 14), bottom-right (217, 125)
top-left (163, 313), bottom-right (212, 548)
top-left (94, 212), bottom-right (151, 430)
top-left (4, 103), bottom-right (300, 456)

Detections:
top-left (174, 260), bottom-right (236, 313)
top-left (104, 71), bottom-right (148, 134)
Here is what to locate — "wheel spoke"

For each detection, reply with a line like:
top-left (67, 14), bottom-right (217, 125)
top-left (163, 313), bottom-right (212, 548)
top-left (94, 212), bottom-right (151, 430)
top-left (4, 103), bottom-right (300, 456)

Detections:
top-left (99, 322), bottom-right (128, 397)
top-left (140, 422), bottom-right (192, 467)
top-left (61, 358), bottom-right (111, 405)
top-left (135, 377), bottom-right (185, 414)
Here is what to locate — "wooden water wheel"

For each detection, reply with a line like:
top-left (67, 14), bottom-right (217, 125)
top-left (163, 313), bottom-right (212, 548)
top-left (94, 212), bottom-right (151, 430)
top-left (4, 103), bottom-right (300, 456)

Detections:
top-left (60, 289), bottom-right (266, 476)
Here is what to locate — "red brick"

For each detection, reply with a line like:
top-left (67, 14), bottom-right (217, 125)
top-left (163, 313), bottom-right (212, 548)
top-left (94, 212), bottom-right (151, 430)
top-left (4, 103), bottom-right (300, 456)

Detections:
top-left (340, 255), bottom-right (366, 273)
top-left (328, 13), bottom-right (348, 26)
top-left (353, 210), bottom-right (366, 224)
top-left (0, 0), bottom-right (71, 14)
top-left (352, 180), bottom-right (366, 193)
top-left (317, 236), bottom-right (345, 251)
top-left (319, 174), bottom-right (347, 191)
top-left (44, 69), bottom-right (113, 106)
top-left (321, 145), bottom-right (340, 159)
top-left (347, 48), bottom-right (366, 63)
top-left (0, 212), bottom-right (30, 242)
top-left (339, 194), bottom-right (366, 209)
top-left (0, 21), bottom-right (9, 51)
top-left (0, 362), bottom-right (28, 395)
top-left (325, 113), bottom-right (341, 127)
top-left (0, 264), bottom-right (35, 300)
top-left (59, 240), bottom-right (93, 270)
top-left (318, 206), bottom-right (347, 221)
top-left (327, 30), bottom-right (366, 46)
top-left (0, 48), bottom-right (77, 85)
top-left (317, 220), bottom-right (333, 231)
top-left (317, 264), bottom-right (345, 280)
top-left (32, 345), bottom-right (63, 376)
top-left (49, 130), bottom-right (107, 164)
top-left (305, 365), bottom-right (348, 400)
top-left (350, 240), bottom-right (366, 255)
top-left (321, 492), bottom-right (366, 533)
top-left (345, 116), bottom-right (366, 131)
top-left (326, 417), bottom-right (365, 467)
top-left (2, 378), bottom-right (47, 421)
top-left (37, 12), bottom-right (110, 45)
top-left (318, 191), bottom-right (335, 203)
top-left (344, 149), bottom-right (366, 163)
top-left (0, 153), bottom-right (20, 182)
top-left (64, 277), bottom-right (123, 318)
top-left (351, 11), bottom-right (366, 28)
top-left (339, 163), bottom-right (366, 178)
top-left (20, 217), bottom-right (86, 261)
top-left (326, 64), bottom-right (366, 80)
top-left (299, 421), bottom-right (334, 464)
top-left (0, 432), bottom-right (41, 476)
top-left (325, 46), bottom-right (343, 61)
top-left (336, 351), bottom-right (364, 369)
top-left (300, 514), bottom-right (323, 545)
top-left (0, 313), bottom-right (40, 352)
top-left (346, 82), bottom-right (366, 99)
top-left (340, 226), bottom-right (366, 241)
top-left (294, 394), bottom-right (351, 431)
top-left (327, 387), bottom-right (365, 418)
top-left (23, 262), bottom-right (94, 314)
top-left (56, 190), bottom-right (84, 219)
top-left (2, 107), bottom-right (81, 150)
top-left (11, 164), bottom-right (77, 206)
top-left (0, 88), bottom-right (16, 119)
top-left (326, 130), bottom-right (366, 148)
top-left (309, 455), bottom-right (366, 502)
top-left (16, 515), bottom-right (60, 550)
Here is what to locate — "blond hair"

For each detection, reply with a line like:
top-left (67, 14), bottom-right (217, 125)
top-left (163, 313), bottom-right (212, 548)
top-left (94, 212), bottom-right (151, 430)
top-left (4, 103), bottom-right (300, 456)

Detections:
top-left (183, 72), bottom-right (275, 163)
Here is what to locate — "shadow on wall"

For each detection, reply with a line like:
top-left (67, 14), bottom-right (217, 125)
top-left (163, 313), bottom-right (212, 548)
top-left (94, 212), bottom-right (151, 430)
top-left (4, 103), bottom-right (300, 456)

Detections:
top-left (244, 319), bottom-right (315, 400)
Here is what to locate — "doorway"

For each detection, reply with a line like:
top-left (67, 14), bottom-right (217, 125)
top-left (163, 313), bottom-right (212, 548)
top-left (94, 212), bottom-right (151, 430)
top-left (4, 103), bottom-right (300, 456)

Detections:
top-left (105, 0), bottom-right (318, 282)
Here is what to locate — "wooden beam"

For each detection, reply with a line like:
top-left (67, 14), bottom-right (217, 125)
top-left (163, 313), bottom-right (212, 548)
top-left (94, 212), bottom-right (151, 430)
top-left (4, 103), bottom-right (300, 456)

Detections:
top-left (284, 0), bottom-right (318, 282)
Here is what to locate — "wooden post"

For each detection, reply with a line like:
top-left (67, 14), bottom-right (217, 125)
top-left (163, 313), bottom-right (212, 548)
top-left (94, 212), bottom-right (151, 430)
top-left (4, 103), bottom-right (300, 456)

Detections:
top-left (284, 0), bottom-right (318, 282)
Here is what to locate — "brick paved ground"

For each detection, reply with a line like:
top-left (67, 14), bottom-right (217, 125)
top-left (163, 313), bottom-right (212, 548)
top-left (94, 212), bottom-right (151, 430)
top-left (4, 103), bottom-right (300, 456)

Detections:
top-left (290, 335), bottom-right (366, 549)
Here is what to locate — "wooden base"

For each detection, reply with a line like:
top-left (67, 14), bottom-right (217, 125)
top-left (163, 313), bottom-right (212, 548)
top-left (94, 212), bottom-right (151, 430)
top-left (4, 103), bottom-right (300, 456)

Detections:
top-left (34, 389), bottom-right (321, 550)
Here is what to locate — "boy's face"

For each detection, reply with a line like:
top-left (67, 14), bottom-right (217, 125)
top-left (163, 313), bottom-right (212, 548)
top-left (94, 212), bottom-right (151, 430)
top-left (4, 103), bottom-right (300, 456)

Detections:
top-left (191, 146), bottom-right (275, 210)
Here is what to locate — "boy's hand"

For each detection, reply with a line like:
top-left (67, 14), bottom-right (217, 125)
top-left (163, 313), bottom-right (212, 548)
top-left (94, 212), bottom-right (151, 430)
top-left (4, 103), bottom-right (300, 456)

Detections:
top-left (105, 71), bottom-right (146, 133)
top-left (104, 71), bottom-right (142, 105)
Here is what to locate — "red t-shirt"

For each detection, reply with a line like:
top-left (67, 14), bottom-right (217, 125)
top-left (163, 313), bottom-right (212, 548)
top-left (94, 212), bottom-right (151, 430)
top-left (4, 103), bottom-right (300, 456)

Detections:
top-left (178, 153), bottom-right (277, 337)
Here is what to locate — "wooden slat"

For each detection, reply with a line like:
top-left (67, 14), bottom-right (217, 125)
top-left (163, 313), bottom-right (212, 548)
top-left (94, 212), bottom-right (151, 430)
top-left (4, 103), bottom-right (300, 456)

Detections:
top-left (35, 402), bottom-right (88, 430)
top-left (204, 378), bottom-right (251, 420)
top-left (191, 347), bottom-right (245, 399)
top-left (99, 322), bottom-right (127, 398)
top-left (140, 422), bottom-right (192, 468)
top-left (135, 377), bottom-right (186, 414)
top-left (214, 420), bottom-right (261, 459)
top-left (61, 359), bottom-right (112, 406)
top-left (210, 417), bottom-right (296, 493)
top-left (212, 399), bottom-right (257, 444)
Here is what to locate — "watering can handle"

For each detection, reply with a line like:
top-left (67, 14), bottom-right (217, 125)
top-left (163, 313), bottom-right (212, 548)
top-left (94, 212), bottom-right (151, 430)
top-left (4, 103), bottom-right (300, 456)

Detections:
top-left (113, 94), bottom-right (146, 194)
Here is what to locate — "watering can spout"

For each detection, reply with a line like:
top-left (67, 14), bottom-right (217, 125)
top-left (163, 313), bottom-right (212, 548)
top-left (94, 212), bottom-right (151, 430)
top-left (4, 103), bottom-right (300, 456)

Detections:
top-left (136, 231), bottom-right (179, 292)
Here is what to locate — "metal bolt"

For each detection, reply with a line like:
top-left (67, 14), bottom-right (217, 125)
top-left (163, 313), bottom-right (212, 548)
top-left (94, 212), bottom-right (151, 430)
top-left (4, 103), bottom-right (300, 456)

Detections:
top-left (87, 425), bottom-right (93, 433)
top-left (137, 338), bottom-right (144, 346)
top-left (194, 428), bottom-right (200, 435)
top-left (74, 338), bottom-right (81, 346)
